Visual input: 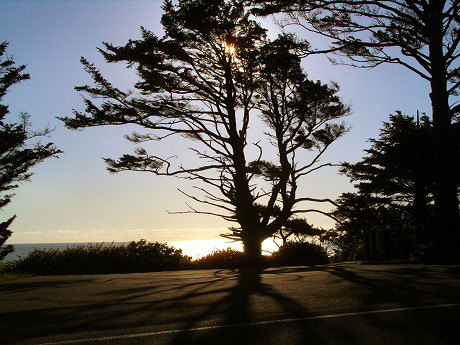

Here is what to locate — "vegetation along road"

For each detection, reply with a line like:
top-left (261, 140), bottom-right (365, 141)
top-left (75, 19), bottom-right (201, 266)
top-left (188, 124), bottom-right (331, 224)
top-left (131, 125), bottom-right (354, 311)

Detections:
top-left (1, 263), bottom-right (459, 344)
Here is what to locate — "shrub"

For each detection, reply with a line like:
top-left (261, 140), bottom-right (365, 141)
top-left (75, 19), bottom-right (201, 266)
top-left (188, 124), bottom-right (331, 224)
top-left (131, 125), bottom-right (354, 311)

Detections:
top-left (123, 240), bottom-right (192, 272)
top-left (0, 260), bottom-right (16, 274)
top-left (270, 241), bottom-right (329, 266)
top-left (192, 248), bottom-right (247, 269)
top-left (14, 240), bottom-right (192, 275)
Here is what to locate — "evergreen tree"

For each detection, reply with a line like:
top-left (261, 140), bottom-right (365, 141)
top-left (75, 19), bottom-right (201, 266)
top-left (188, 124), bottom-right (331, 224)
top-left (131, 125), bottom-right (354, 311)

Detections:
top-left (326, 192), bottom-right (414, 261)
top-left (327, 113), bottom-right (454, 260)
top-left (0, 42), bottom-right (61, 260)
top-left (60, 0), bottom-right (349, 264)
top-left (342, 113), bottom-right (435, 226)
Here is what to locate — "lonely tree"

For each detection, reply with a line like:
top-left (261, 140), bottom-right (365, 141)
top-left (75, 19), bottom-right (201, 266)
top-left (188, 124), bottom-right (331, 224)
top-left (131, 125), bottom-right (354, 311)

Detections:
top-left (61, 0), bottom-right (349, 263)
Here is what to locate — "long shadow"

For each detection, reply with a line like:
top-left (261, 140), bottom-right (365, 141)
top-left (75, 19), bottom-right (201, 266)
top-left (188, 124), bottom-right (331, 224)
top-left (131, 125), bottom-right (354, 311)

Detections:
top-left (171, 264), bottom-right (460, 345)
top-left (2, 264), bottom-right (459, 344)
top-left (2, 268), bottom-right (326, 344)
top-left (325, 264), bottom-right (460, 306)
top-left (0, 278), bottom-right (97, 292)
top-left (320, 264), bottom-right (460, 345)
top-left (262, 264), bottom-right (460, 344)
top-left (170, 267), bottom-right (350, 345)
top-left (259, 263), bottom-right (460, 307)
top-left (1, 270), bottom-right (242, 344)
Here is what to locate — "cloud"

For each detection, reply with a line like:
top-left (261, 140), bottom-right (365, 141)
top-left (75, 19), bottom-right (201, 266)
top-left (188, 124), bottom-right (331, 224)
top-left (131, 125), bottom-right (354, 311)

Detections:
top-left (15, 231), bottom-right (43, 235)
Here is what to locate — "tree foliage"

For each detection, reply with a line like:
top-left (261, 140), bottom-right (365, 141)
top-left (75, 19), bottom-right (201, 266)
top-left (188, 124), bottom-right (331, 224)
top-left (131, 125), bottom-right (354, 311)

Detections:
top-left (60, 0), bottom-right (349, 263)
top-left (325, 113), bottom-right (457, 260)
top-left (253, 1), bottom-right (459, 84)
top-left (270, 240), bottom-right (329, 266)
top-left (325, 192), bottom-right (414, 261)
top-left (275, 216), bottom-right (323, 245)
top-left (342, 112), bottom-right (436, 210)
top-left (0, 42), bottom-right (61, 260)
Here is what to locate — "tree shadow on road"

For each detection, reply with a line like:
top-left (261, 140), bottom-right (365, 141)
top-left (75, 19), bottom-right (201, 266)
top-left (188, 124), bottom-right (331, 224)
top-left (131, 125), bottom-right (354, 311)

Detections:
top-left (168, 264), bottom-right (460, 345)
top-left (323, 264), bottom-right (460, 307)
top-left (2, 264), bottom-right (459, 344)
top-left (0, 277), bottom-right (97, 292)
top-left (170, 267), bottom-right (343, 345)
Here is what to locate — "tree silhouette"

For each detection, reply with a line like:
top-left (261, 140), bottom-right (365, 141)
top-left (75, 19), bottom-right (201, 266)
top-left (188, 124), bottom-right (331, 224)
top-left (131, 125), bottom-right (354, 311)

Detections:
top-left (0, 42), bottom-right (61, 260)
top-left (326, 113), bottom-right (455, 260)
top-left (325, 192), bottom-right (412, 260)
top-left (60, 0), bottom-right (349, 264)
top-left (252, 0), bottom-right (460, 261)
top-left (342, 113), bottom-right (435, 226)
top-left (275, 217), bottom-right (323, 246)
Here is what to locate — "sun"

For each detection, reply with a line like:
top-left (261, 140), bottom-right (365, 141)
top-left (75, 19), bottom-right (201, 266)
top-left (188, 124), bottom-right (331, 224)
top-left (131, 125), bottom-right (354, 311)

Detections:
top-left (170, 238), bottom-right (282, 259)
top-left (225, 44), bottom-right (236, 56)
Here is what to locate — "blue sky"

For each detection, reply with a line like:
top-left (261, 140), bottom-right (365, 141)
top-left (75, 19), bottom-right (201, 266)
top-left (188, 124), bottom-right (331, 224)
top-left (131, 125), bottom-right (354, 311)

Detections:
top-left (1, 0), bottom-right (432, 245)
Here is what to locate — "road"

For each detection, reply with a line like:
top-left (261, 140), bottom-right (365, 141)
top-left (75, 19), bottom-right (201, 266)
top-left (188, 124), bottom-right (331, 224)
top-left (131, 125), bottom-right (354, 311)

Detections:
top-left (1, 263), bottom-right (459, 344)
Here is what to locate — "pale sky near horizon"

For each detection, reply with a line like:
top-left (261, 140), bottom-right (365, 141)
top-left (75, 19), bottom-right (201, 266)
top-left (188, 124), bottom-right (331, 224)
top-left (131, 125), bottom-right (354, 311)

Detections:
top-left (1, 0), bottom-right (433, 246)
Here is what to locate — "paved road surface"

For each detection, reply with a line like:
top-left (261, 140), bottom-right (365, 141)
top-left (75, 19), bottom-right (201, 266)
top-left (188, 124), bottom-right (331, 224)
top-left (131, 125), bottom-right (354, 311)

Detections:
top-left (1, 263), bottom-right (459, 344)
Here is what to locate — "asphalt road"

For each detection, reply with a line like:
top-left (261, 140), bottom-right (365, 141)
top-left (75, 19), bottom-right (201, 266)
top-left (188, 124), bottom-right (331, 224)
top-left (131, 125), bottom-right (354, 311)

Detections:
top-left (1, 263), bottom-right (459, 344)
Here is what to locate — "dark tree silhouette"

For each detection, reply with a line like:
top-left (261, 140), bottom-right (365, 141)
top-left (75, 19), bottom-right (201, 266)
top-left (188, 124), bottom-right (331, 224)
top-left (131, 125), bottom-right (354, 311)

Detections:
top-left (324, 192), bottom-right (411, 261)
top-left (326, 113), bottom-right (457, 260)
top-left (60, 0), bottom-right (349, 264)
top-left (342, 113), bottom-right (436, 227)
top-left (252, 0), bottom-right (460, 261)
top-left (275, 217), bottom-right (324, 246)
top-left (0, 42), bottom-right (61, 260)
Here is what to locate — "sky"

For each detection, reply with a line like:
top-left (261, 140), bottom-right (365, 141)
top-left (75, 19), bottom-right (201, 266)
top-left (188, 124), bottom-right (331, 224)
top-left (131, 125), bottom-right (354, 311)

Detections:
top-left (1, 0), bottom-right (433, 249)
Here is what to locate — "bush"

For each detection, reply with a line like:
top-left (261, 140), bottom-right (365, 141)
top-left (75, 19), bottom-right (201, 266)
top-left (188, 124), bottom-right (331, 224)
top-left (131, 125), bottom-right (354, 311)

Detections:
top-left (270, 241), bottom-right (329, 266)
top-left (0, 260), bottom-right (16, 274)
top-left (6, 240), bottom-right (332, 275)
top-left (14, 239), bottom-right (192, 275)
top-left (192, 248), bottom-right (247, 269)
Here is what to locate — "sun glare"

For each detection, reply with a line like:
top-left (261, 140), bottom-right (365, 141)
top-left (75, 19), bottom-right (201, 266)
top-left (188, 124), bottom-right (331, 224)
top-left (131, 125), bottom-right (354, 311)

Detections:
top-left (171, 238), bottom-right (281, 259)
top-left (223, 42), bottom-right (236, 56)
top-left (226, 44), bottom-right (236, 55)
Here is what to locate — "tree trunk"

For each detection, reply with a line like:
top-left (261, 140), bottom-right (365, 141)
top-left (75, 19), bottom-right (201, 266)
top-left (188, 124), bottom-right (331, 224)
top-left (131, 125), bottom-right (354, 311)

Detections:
top-left (243, 235), bottom-right (263, 267)
top-left (413, 112), bottom-right (429, 243)
top-left (429, 88), bottom-right (459, 259)
top-left (428, 4), bottom-right (460, 261)
top-left (223, 55), bottom-right (265, 265)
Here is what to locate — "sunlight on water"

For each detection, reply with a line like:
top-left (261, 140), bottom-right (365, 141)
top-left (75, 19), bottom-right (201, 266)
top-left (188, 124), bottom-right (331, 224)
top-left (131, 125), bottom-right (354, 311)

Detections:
top-left (170, 238), bottom-right (281, 259)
